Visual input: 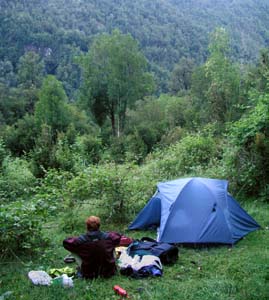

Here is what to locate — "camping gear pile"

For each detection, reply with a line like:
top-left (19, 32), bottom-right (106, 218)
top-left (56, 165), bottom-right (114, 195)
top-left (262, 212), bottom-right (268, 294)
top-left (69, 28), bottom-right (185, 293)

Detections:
top-left (117, 237), bottom-right (178, 278)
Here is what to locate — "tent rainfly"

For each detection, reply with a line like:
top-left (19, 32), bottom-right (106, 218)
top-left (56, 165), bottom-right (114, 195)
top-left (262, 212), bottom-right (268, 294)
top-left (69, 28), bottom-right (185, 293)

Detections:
top-left (129, 177), bottom-right (260, 244)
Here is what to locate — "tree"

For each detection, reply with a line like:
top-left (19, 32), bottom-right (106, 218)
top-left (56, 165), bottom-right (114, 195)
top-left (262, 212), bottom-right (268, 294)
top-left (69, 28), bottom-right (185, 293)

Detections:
top-left (3, 114), bottom-right (38, 156)
top-left (0, 83), bottom-right (26, 125)
top-left (204, 27), bottom-right (240, 123)
top-left (0, 59), bottom-right (17, 87)
top-left (191, 28), bottom-right (240, 125)
top-left (35, 75), bottom-right (71, 140)
top-left (246, 48), bottom-right (269, 94)
top-left (80, 30), bottom-right (155, 137)
top-left (169, 57), bottom-right (194, 95)
top-left (17, 51), bottom-right (45, 113)
top-left (17, 51), bottom-right (45, 89)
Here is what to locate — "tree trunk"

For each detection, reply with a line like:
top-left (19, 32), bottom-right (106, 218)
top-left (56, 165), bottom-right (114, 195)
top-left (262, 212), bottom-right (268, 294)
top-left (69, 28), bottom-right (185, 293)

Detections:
top-left (110, 107), bottom-right (116, 136)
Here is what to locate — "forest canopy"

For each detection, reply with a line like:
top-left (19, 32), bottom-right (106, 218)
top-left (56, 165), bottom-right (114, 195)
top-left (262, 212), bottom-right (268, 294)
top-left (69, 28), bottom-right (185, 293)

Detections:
top-left (1, 0), bottom-right (269, 92)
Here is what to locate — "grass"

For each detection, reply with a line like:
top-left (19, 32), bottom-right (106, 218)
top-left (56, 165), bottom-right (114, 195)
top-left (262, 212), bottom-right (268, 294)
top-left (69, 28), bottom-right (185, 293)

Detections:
top-left (1, 200), bottom-right (269, 300)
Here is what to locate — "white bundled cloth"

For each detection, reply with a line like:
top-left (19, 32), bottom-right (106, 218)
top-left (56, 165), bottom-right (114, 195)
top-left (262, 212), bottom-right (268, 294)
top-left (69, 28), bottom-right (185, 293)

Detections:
top-left (28, 271), bottom-right (52, 286)
top-left (118, 248), bottom-right (162, 271)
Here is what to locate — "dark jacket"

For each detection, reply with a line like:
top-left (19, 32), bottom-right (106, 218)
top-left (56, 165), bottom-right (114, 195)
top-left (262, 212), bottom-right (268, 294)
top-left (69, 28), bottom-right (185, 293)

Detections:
top-left (63, 231), bottom-right (121, 279)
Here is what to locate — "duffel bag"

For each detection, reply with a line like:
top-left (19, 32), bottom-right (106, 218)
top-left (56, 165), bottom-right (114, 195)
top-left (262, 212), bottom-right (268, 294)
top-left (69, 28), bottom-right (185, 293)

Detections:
top-left (127, 237), bottom-right (178, 265)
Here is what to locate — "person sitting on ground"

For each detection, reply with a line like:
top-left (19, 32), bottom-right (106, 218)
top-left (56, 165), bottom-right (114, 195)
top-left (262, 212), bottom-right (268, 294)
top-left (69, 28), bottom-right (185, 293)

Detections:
top-left (63, 216), bottom-right (121, 279)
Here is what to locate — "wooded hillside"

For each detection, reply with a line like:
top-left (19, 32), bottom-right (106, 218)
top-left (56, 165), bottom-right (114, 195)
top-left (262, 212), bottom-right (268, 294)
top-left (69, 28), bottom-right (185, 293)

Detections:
top-left (1, 0), bottom-right (269, 91)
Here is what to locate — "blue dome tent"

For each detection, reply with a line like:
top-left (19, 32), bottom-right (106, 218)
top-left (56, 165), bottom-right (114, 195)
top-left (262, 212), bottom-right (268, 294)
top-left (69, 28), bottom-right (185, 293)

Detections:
top-left (129, 178), bottom-right (260, 244)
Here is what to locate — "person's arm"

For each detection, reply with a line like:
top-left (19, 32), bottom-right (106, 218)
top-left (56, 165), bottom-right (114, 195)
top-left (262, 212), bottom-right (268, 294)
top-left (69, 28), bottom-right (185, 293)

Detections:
top-left (107, 232), bottom-right (122, 246)
top-left (63, 236), bottom-right (81, 253)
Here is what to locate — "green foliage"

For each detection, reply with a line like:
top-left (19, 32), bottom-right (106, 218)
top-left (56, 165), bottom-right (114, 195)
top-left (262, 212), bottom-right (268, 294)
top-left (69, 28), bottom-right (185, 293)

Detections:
top-left (54, 134), bottom-right (76, 172)
top-left (0, 83), bottom-right (27, 125)
top-left (159, 126), bottom-right (185, 148)
top-left (224, 90), bottom-right (269, 197)
top-left (126, 96), bottom-right (167, 152)
top-left (169, 57), bottom-right (195, 94)
top-left (1, 0), bottom-right (269, 98)
top-left (66, 163), bottom-right (156, 223)
top-left (0, 200), bottom-right (46, 255)
top-left (35, 75), bottom-right (71, 140)
top-left (0, 156), bottom-right (37, 202)
top-left (74, 134), bottom-right (103, 165)
top-left (124, 131), bottom-right (148, 163)
top-left (191, 28), bottom-right (241, 126)
top-left (80, 29), bottom-right (155, 136)
top-left (3, 114), bottom-right (38, 156)
top-left (66, 164), bottom-right (129, 222)
top-left (32, 169), bottom-right (73, 219)
top-left (30, 124), bottom-right (56, 177)
top-left (0, 59), bottom-right (17, 87)
top-left (146, 131), bottom-right (219, 179)
top-left (126, 95), bottom-right (187, 154)
top-left (17, 51), bottom-right (45, 89)
top-left (64, 130), bottom-right (220, 225)
top-left (0, 138), bottom-right (8, 168)
top-left (68, 105), bottom-right (95, 135)
top-left (0, 168), bottom-right (70, 255)
top-left (247, 48), bottom-right (269, 93)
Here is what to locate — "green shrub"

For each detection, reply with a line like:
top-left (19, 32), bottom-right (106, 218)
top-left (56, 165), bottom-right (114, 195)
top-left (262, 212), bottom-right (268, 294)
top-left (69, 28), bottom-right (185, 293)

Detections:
top-left (106, 136), bottom-right (126, 163)
top-left (32, 169), bottom-right (73, 218)
top-left (65, 163), bottom-right (156, 223)
top-left (0, 157), bottom-right (37, 201)
top-left (54, 134), bottom-right (76, 171)
top-left (146, 132), bottom-right (219, 179)
top-left (224, 91), bottom-right (269, 197)
top-left (125, 96), bottom-right (171, 152)
top-left (124, 132), bottom-right (147, 163)
top-left (158, 126), bottom-right (185, 148)
top-left (0, 169), bottom-right (74, 252)
top-left (0, 200), bottom-right (46, 255)
top-left (74, 134), bottom-right (103, 164)
top-left (177, 134), bottom-right (218, 173)
top-left (29, 124), bottom-right (56, 177)
top-left (3, 114), bottom-right (38, 156)
top-left (0, 138), bottom-right (8, 168)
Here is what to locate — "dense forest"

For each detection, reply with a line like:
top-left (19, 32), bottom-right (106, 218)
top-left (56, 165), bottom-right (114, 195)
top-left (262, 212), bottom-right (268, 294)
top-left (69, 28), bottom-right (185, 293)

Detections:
top-left (1, 0), bottom-right (269, 93)
top-left (0, 0), bottom-right (269, 261)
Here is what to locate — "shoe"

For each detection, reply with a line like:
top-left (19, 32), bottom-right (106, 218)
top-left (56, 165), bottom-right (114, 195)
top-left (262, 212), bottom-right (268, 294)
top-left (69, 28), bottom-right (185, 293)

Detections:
top-left (64, 255), bottom-right (76, 263)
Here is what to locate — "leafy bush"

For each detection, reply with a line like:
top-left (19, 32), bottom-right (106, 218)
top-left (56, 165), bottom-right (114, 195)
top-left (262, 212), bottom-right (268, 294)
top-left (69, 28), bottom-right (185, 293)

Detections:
top-left (224, 91), bottom-right (269, 197)
top-left (65, 163), bottom-right (156, 223)
top-left (126, 96), bottom-right (179, 153)
top-left (32, 169), bottom-right (73, 218)
top-left (29, 124), bottom-right (56, 177)
top-left (0, 169), bottom-right (73, 255)
top-left (146, 132), bottom-right (220, 179)
top-left (158, 126), bottom-right (185, 148)
top-left (3, 114), bottom-right (38, 156)
top-left (0, 138), bottom-right (8, 168)
top-left (0, 200), bottom-right (46, 255)
top-left (124, 132), bottom-right (147, 163)
top-left (74, 134), bottom-right (103, 165)
top-left (0, 156), bottom-right (37, 201)
top-left (63, 132), bottom-right (219, 224)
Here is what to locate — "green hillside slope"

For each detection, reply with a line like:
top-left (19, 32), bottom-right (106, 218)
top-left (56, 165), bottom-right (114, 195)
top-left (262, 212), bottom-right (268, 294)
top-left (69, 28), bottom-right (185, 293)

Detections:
top-left (1, 0), bottom-right (269, 91)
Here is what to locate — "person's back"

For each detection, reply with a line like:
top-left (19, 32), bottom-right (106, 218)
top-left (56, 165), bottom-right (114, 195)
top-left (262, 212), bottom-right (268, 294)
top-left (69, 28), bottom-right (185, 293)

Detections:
top-left (63, 216), bottom-right (121, 279)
